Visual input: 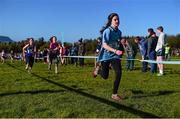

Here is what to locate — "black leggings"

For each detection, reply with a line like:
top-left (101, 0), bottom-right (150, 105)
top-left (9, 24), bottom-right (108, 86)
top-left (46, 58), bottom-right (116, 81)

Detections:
top-left (100, 59), bottom-right (122, 94)
top-left (26, 56), bottom-right (34, 68)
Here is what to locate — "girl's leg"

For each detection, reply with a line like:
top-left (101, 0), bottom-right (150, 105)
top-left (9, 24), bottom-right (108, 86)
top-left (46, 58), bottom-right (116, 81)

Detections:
top-left (111, 59), bottom-right (122, 94)
top-left (29, 56), bottom-right (33, 68)
top-left (92, 61), bottom-right (101, 78)
top-left (1, 57), bottom-right (4, 64)
top-left (28, 56), bottom-right (34, 73)
top-left (48, 59), bottom-right (52, 70)
top-left (55, 63), bottom-right (58, 74)
top-left (25, 56), bottom-right (29, 70)
top-left (100, 60), bottom-right (110, 79)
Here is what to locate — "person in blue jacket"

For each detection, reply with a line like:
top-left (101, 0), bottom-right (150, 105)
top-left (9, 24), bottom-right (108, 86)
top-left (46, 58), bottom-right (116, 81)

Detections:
top-left (134, 36), bottom-right (148, 72)
top-left (93, 13), bottom-right (124, 101)
top-left (147, 28), bottom-right (157, 73)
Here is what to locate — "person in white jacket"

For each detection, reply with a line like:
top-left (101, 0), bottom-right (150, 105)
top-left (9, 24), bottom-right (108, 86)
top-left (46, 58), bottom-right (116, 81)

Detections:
top-left (156, 26), bottom-right (166, 76)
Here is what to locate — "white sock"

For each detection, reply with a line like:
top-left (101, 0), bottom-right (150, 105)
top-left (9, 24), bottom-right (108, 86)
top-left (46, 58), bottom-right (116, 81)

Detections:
top-left (112, 94), bottom-right (117, 96)
top-left (160, 70), bottom-right (163, 74)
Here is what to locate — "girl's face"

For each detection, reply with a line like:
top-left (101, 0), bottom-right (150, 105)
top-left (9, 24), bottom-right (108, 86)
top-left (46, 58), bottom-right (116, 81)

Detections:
top-left (111, 16), bottom-right (119, 28)
top-left (29, 39), bottom-right (33, 45)
top-left (52, 37), bottom-right (56, 43)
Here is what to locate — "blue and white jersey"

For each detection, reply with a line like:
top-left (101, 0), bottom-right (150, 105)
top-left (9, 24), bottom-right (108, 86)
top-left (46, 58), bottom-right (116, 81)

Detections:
top-left (98, 26), bottom-right (122, 61)
top-left (26, 45), bottom-right (35, 56)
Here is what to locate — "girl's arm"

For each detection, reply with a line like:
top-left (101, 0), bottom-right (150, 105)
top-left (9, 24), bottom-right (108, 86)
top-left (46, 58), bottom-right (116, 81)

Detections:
top-left (102, 29), bottom-right (123, 55)
top-left (49, 43), bottom-right (52, 49)
top-left (22, 44), bottom-right (29, 57)
top-left (103, 42), bottom-right (123, 55)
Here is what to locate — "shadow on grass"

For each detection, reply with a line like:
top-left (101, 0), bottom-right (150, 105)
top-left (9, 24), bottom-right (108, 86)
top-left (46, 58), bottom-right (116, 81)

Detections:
top-left (31, 73), bottom-right (161, 118)
top-left (129, 90), bottom-right (180, 99)
top-left (6, 63), bottom-right (160, 118)
top-left (0, 89), bottom-right (66, 97)
top-left (168, 70), bottom-right (180, 75)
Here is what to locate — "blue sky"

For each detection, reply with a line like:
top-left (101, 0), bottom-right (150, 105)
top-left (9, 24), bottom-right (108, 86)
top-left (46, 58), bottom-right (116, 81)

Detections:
top-left (0, 0), bottom-right (180, 42)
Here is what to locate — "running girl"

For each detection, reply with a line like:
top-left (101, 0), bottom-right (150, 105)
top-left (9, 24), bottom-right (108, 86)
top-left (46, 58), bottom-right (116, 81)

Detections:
top-left (94, 13), bottom-right (124, 101)
top-left (23, 38), bottom-right (36, 73)
top-left (1, 50), bottom-right (5, 64)
top-left (48, 36), bottom-right (61, 74)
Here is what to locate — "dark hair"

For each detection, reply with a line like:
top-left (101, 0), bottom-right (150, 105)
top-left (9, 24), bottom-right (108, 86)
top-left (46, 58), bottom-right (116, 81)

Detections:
top-left (26, 38), bottom-right (34, 46)
top-left (100, 13), bottom-right (119, 35)
top-left (79, 38), bottom-right (83, 43)
top-left (27, 37), bottom-right (34, 41)
top-left (135, 36), bottom-right (141, 41)
top-left (96, 36), bottom-right (101, 40)
top-left (148, 28), bottom-right (155, 38)
top-left (157, 26), bottom-right (163, 32)
top-left (27, 38), bottom-right (34, 45)
top-left (50, 36), bottom-right (57, 42)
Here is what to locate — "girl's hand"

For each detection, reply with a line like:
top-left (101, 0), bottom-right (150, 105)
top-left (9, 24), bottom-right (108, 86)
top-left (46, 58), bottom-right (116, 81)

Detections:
top-left (115, 50), bottom-right (123, 55)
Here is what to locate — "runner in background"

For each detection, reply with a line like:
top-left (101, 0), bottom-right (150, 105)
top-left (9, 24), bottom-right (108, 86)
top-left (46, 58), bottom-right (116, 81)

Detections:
top-left (92, 37), bottom-right (102, 77)
top-left (60, 43), bottom-right (66, 65)
top-left (0, 50), bottom-right (5, 64)
top-left (23, 38), bottom-right (36, 73)
top-left (48, 36), bottom-right (61, 74)
top-left (9, 50), bottom-right (14, 63)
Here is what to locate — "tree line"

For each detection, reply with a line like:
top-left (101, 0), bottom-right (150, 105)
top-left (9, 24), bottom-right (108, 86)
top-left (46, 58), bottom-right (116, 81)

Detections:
top-left (0, 35), bottom-right (179, 54)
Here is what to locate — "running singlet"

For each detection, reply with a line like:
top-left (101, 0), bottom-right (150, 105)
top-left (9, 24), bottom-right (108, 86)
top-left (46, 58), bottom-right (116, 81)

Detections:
top-left (49, 43), bottom-right (59, 56)
top-left (26, 45), bottom-right (34, 56)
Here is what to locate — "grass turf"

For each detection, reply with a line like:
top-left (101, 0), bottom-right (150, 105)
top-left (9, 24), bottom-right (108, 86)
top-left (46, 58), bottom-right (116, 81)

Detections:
top-left (0, 58), bottom-right (180, 118)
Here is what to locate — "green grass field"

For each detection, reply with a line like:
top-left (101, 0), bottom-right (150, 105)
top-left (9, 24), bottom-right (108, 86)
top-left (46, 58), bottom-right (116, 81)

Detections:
top-left (0, 57), bottom-right (180, 118)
